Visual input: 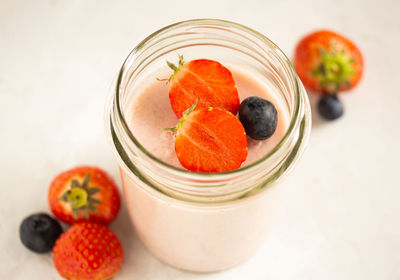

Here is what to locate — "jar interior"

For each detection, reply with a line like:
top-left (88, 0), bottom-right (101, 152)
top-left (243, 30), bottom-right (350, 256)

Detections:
top-left (110, 20), bottom-right (308, 203)
top-left (118, 23), bottom-right (298, 171)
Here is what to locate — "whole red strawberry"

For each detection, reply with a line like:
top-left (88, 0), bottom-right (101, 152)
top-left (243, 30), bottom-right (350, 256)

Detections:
top-left (166, 102), bottom-right (247, 172)
top-left (293, 29), bottom-right (364, 94)
top-left (48, 166), bottom-right (120, 225)
top-left (167, 55), bottom-right (240, 118)
top-left (53, 221), bottom-right (123, 280)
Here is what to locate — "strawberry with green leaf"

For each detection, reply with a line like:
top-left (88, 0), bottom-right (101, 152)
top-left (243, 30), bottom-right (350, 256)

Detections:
top-left (165, 101), bottom-right (248, 173)
top-left (294, 29), bottom-right (364, 94)
top-left (293, 30), bottom-right (364, 120)
top-left (48, 166), bottom-right (120, 225)
top-left (164, 55), bottom-right (240, 118)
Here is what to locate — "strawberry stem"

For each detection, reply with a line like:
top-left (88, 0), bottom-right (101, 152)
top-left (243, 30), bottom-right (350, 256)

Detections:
top-left (162, 100), bottom-right (197, 133)
top-left (156, 77), bottom-right (169, 83)
top-left (157, 54), bottom-right (185, 83)
top-left (167, 61), bottom-right (178, 71)
top-left (58, 173), bottom-right (102, 220)
top-left (311, 45), bottom-right (356, 93)
top-left (161, 127), bottom-right (178, 133)
top-left (68, 188), bottom-right (88, 209)
top-left (182, 99), bottom-right (197, 116)
top-left (168, 54), bottom-right (184, 78)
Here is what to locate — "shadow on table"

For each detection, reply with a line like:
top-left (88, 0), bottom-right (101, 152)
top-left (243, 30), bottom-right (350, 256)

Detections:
top-left (307, 92), bottom-right (327, 129)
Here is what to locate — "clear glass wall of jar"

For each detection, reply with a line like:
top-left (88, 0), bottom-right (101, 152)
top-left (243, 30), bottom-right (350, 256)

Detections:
top-left (106, 19), bottom-right (311, 272)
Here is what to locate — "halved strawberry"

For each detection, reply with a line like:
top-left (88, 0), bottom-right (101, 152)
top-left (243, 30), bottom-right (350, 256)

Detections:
top-left (166, 102), bottom-right (247, 172)
top-left (48, 166), bottom-right (120, 225)
top-left (166, 56), bottom-right (240, 118)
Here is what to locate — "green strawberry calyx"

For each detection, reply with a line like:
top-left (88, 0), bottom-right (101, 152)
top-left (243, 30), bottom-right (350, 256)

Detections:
top-left (311, 45), bottom-right (356, 93)
top-left (162, 100), bottom-right (197, 133)
top-left (59, 173), bottom-right (101, 219)
top-left (157, 54), bottom-right (185, 83)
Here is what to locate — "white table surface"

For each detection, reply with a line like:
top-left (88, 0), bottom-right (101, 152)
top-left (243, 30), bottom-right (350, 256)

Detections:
top-left (1, 0), bottom-right (399, 279)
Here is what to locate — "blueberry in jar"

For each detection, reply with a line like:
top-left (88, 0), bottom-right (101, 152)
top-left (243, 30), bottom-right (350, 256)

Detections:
top-left (239, 96), bottom-right (278, 140)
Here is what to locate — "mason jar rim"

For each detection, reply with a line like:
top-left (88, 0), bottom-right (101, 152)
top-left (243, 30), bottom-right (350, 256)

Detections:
top-left (112, 18), bottom-right (302, 179)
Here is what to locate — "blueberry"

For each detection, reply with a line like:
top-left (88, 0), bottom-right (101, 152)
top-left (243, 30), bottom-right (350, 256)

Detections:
top-left (19, 213), bottom-right (63, 253)
top-left (318, 94), bottom-right (344, 120)
top-left (239, 96), bottom-right (278, 140)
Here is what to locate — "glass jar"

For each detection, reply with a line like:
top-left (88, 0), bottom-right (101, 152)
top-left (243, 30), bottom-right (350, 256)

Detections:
top-left (106, 19), bottom-right (311, 272)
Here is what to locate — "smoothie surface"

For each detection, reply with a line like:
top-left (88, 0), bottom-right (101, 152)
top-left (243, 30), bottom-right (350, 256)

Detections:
top-left (127, 67), bottom-right (290, 169)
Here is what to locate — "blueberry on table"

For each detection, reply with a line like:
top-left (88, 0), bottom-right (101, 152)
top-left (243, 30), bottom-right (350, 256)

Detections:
top-left (239, 96), bottom-right (278, 140)
top-left (318, 94), bottom-right (344, 120)
top-left (19, 213), bottom-right (63, 253)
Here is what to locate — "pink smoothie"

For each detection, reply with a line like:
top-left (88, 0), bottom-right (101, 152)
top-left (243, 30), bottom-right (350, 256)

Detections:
top-left (120, 65), bottom-right (291, 271)
top-left (127, 67), bottom-right (289, 168)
